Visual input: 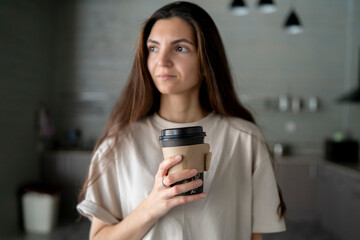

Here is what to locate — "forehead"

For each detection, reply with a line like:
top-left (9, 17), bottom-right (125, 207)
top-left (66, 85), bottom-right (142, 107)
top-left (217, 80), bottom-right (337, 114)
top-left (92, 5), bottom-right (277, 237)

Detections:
top-left (148, 17), bottom-right (196, 42)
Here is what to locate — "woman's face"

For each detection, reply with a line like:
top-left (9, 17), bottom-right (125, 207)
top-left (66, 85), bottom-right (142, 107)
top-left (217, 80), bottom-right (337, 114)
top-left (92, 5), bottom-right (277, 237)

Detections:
top-left (147, 17), bottom-right (201, 96)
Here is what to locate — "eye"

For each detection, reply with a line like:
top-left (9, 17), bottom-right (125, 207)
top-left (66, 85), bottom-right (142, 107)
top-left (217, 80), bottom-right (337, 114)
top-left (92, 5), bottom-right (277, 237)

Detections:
top-left (149, 46), bottom-right (159, 52)
top-left (176, 46), bottom-right (188, 52)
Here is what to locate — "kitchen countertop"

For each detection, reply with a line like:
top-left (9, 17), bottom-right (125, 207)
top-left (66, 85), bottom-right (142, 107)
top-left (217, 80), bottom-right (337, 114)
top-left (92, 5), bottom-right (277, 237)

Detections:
top-left (44, 150), bottom-right (92, 156)
top-left (278, 156), bottom-right (360, 179)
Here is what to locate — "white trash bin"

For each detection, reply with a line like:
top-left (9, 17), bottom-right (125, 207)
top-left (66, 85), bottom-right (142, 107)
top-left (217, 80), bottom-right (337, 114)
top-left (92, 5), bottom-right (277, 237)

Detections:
top-left (21, 185), bottom-right (59, 234)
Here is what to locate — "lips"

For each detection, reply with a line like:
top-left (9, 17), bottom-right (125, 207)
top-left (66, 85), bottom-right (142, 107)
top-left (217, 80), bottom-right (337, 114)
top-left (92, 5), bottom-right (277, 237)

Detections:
top-left (156, 74), bottom-right (176, 80)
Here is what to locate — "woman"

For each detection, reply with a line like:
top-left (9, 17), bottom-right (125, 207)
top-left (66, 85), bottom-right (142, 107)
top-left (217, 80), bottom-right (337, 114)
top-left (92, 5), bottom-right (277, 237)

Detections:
top-left (77, 2), bottom-right (286, 240)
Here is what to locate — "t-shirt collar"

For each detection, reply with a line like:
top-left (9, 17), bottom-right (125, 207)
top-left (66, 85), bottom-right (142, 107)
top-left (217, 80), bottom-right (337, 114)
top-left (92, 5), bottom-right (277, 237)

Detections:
top-left (152, 111), bottom-right (215, 129)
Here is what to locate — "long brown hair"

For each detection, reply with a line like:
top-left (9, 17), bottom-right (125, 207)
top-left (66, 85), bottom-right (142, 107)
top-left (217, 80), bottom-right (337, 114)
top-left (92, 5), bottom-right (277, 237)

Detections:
top-left (80, 1), bottom-right (286, 218)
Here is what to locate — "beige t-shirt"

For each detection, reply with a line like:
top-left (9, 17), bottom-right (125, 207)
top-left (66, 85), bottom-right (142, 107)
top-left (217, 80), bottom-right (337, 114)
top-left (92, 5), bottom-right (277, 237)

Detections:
top-left (77, 112), bottom-right (286, 239)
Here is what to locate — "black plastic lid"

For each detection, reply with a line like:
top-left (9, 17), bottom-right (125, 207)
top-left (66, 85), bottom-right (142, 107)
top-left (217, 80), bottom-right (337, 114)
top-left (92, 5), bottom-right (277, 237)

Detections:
top-left (159, 126), bottom-right (206, 141)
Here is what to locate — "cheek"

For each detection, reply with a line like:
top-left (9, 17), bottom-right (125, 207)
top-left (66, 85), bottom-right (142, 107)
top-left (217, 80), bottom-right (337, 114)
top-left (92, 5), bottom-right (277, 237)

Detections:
top-left (147, 58), bottom-right (160, 88)
top-left (147, 58), bottom-right (153, 75)
top-left (147, 54), bottom-right (158, 73)
top-left (186, 60), bottom-right (200, 82)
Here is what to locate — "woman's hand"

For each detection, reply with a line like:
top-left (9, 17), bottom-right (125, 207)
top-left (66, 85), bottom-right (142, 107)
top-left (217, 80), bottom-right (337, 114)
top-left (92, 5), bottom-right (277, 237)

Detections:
top-left (90, 155), bottom-right (206, 240)
top-left (139, 154), bottom-right (206, 221)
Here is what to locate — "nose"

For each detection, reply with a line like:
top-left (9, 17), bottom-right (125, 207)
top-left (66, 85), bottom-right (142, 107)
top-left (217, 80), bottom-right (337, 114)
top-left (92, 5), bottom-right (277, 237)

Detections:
top-left (157, 49), bottom-right (172, 67)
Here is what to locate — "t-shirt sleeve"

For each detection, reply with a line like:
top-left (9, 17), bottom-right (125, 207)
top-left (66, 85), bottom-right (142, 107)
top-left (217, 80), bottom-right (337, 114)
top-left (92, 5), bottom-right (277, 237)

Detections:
top-left (252, 142), bottom-right (286, 233)
top-left (76, 144), bottom-right (122, 225)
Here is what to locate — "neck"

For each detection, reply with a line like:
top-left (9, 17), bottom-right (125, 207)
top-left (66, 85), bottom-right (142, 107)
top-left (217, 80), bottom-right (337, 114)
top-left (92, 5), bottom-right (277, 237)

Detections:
top-left (158, 93), bottom-right (208, 123)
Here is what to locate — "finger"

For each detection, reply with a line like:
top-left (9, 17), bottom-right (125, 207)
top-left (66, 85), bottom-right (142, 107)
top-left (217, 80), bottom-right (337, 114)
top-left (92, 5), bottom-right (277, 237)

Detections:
top-left (158, 155), bottom-right (182, 177)
top-left (167, 192), bottom-right (207, 209)
top-left (164, 179), bottom-right (203, 198)
top-left (164, 169), bottom-right (198, 187)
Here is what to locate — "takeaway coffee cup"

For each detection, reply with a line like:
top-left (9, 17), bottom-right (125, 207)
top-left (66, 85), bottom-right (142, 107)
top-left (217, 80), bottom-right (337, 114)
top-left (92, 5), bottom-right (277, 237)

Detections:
top-left (159, 126), bottom-right (211, 195)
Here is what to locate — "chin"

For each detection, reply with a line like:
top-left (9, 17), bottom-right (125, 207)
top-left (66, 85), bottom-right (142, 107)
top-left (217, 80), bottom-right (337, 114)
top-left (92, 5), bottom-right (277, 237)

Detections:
top-left (156, 86), bottom-right (179, 95)
top-left (156, 84), bottom-right (200, 96)
top-left (159, 90), bottom-right (180, 95)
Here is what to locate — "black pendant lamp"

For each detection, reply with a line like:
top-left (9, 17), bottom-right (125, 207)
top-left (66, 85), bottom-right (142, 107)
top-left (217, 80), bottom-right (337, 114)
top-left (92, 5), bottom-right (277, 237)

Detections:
top-left (231, 0), bottom-right (249, 16)
top-left (284, 8), bottom-right (303, 34)
top-left (258, 0), bottom-right (277, 14)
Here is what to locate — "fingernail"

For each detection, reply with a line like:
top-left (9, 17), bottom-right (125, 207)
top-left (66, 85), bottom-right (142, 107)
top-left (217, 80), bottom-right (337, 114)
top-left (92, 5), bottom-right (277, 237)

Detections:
top-left (175, 155), bottom-right (182, 161)
top-left (196, 179), bottom-right (203, 186)
top-left (190, 169), bottom-right (197, 175)
top-left (200, 193), bottom-right (206, 198)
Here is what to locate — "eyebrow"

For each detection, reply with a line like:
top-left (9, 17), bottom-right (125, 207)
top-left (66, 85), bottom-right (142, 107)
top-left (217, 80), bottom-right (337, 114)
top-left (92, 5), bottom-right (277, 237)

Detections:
top-left (147, 38), bottom-right (195, 46)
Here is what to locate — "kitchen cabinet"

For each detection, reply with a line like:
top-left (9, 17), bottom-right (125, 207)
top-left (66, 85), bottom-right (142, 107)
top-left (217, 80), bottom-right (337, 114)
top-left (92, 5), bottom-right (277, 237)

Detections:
top-left (317, 164), bottom-right (360, 240)
top-left (347, 180), bottom-right (360, 239)
top-left (275, 161), bottom-right (318, 221)
top-left (41, 151), bottom-right (91, 222)
top-left (277, 157), bottom-right (360, 240)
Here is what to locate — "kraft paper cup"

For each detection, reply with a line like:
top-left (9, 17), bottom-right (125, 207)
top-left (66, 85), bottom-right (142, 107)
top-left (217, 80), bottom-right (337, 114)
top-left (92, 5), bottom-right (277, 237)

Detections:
top-left (159, 126), bottom-right (211, 195)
